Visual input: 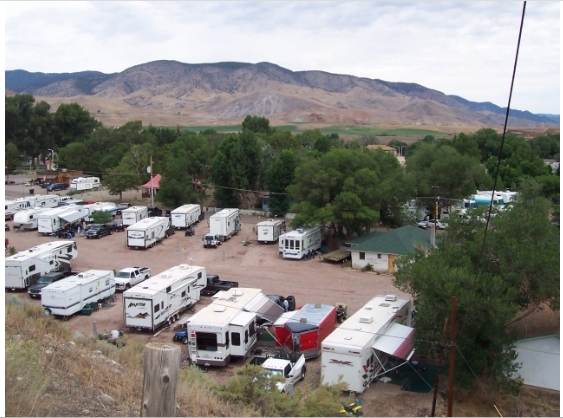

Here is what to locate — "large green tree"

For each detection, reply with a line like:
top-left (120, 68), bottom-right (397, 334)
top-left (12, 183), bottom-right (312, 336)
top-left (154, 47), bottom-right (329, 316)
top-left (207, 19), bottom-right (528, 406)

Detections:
top-left (103, 161), bottom-right (140, 202)
top-left (52, 102), bottom-right (102, 147)
top-left (5, 142), bottom-right (20, 179)
top-left (266, 150), bottom-right (297, 217)
top-left (393, 181), bottom-right (559, 391)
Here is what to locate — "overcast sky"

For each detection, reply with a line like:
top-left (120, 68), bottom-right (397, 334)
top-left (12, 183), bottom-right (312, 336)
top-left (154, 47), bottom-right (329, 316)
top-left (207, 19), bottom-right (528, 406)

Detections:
top-left (4, 1), bottom-right (560, 114)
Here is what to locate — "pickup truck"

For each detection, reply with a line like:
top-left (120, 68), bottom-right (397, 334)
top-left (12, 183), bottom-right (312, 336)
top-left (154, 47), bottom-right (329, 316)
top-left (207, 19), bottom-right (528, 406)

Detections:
top-left (27, 271), bottom-right (77, 298)
top-left (114, 267), bottom-right (151, 291)
top-left (250, 352), bottom-right (307, 394)
top-left (202, 274), bottom-right (239, 295)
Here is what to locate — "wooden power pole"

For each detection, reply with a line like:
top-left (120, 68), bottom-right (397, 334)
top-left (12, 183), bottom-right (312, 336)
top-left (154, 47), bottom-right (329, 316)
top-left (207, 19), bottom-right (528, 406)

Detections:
top-left (447, 296), bottom-right (457, 417)
top-left (431, 318), bottom-right (449, 416)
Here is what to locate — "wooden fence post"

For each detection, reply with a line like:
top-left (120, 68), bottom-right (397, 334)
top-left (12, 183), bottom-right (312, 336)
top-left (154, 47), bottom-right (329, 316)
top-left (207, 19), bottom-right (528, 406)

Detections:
top-left (140, 342), bottom-right (181, 417)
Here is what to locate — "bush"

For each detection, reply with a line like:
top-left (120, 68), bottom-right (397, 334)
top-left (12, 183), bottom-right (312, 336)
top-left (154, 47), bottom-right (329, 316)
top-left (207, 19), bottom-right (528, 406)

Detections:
top-left (361, 263), bottom-right (374, 272)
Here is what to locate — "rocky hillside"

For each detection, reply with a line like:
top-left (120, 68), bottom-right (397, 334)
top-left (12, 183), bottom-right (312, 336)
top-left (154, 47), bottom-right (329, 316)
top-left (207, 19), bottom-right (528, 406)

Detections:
top-left (6, 61), bottom-right (558, 128)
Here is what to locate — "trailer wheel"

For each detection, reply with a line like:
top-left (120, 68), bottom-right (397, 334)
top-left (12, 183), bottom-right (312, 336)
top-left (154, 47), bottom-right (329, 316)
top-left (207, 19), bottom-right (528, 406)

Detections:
top-left (44, 308), bottom-right (52, 316)
top-left (182, 337), bottom-right (189, 344)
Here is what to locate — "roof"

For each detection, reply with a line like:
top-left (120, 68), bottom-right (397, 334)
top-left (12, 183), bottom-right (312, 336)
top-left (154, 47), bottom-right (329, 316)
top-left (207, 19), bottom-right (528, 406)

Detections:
top-left (344, 230), bottom-right (387, 246)
top-left (141, 174), bottom-right (161, 189)
top-left (347, 225), bottom-right (432, 255)
top-left (513, 335), bottom-right (560, 391)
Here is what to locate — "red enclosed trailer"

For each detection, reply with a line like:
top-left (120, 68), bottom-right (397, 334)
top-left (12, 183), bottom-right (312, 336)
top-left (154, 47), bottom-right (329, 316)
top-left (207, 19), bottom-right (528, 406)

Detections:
top-left (273, 303), bottom-right (337, 359)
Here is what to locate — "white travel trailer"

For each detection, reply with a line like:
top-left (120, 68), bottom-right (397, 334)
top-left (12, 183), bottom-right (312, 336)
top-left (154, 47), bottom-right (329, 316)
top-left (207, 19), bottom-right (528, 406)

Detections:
top-left (30, 194), bottom-right (61, 209)
top-left (279, 226), bottom-right (323, 259)
top-left (121, 205), bottom-right (149, 227)
top-left (126, 217), bottom-right (170, 249)
top-left (57, 196), bottom-right (84, 206)
top-left (5, 198), bottom-right (33, 217)
top-left (83, 201), bottom-right (119, 222)
top-left (37, 206), bottom-right (89, 235)
top-left (320, 295), bottom-right (414, 394)
top-left (187, 287), bottom-right (281, 366)
top-left (41, 270), bottom-right (115, 317)
top-left (5, 241), bottom-right (77, 290)
top-left (70, 176), bottom-right (101, 191)
top-left (171, 204), bottom-right (201, 230)
top-left (209, 208), bottom-right (241, 241)
top-left (123, 264), bottom-right (207, 331)
top-left (13, 207), bottom-right (51, 230)
top-left (256, 219), bottom-right (285, 244)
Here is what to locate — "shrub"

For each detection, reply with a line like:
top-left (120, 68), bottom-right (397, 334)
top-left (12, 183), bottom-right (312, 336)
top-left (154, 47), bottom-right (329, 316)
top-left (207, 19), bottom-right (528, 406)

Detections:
top-left (361, 263), bottom-right (374, 272)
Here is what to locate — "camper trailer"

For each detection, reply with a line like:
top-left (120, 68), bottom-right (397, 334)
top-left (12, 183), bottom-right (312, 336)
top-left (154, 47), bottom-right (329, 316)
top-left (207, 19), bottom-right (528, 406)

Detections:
top-left (121, 205), bottom-right (149, 227)
top-left (123, 264), bottom-right (207, 331)
top-left (5, 198), bottom-right (33, 217)
top-left (273, 303), bottom-right (337, 359)
top-left (256, 219), bottom-right (285, 244)
top-left (37, 206), bottom-right (89, 235)
top-left (186, 287), bottom-right (283, 366)
top-left (5, 195), bottom-right (61, 216)
top-left (70, 176), bottom-right (101, 191)
top-left (41, 270), bottom-right (115, 317)
top-left (279, 226), bottom-right (323, 259)
top-left (126, 217), bottom-right (170, 249)
top-left (209, 208), bottom-right (241, 241)
top-left (83, 202), bottom-right (119, 222)
top-left (13, 207), bottom-right (51, 230)
top-left (5, 241), bottom-right (77, 290)
top-left (171, 204), bottom-right (201, 230)
top-left (320, 295), bottom-right (414, 393)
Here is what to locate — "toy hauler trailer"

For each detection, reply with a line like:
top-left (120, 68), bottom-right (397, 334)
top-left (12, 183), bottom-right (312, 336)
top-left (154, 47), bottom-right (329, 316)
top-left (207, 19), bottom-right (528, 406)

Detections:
top-left (171, 204), bottom-right (201, 230)
top-left (320, 295), bottom-right (414, 394)
top-left (121, 205), bottom-right (149, 226)
top-left (123, 264), bottom-right (207, 332)
top-left (256, 219), bottom-right (285, 244)
top-left (13, 207), bottom-right (51, 230)
top-left (279, 226), bottom-right (323, 259)
top-left (273, 303), bottom-right (337, 359)
top-left (126, 217), bottom-right (170, 249)
top-left (70, 176), bottom-right (101, 191)
top-left (209, 208), bottom-right (241, 242)
top-left (37, 206), bottom-right (89, 235)
top-left (41, 270), bottom-right (115, 317)
top-left (186, 287), bottom-right (281, 366)
top-left (5, 240), bottom-right (77, 290)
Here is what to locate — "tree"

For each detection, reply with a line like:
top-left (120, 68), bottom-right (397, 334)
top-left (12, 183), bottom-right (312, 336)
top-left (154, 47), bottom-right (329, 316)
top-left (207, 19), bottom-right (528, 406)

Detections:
top-left (57, 142), bottom-right (90, 171)
top-left (104, 161), bottom-right (141, 202)
top-left (5, 142), bottom-right (20, 179)
top-left (241, 115), bottom-right (272, 135)
top-left (52, 102), bottom-right (101, 147)
top-left (266, 150), bottom-right (297, 216)
top-left (91, 210), bottom-right (113, 224)
top-left (393, 181), bottom-right (559, 391)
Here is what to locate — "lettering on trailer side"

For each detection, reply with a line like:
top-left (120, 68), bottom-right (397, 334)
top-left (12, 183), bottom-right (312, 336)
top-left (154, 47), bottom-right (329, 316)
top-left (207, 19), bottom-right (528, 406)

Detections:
top-left (329, 359), bottom-right (354, 366)
top-left (127, 302), bottom-right (147, 308)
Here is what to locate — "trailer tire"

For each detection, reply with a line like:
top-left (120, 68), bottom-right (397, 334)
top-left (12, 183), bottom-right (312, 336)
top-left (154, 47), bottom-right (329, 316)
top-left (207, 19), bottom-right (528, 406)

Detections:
top-left (182, 337), bottom-right (189, 344)
top-left (44, 308), bottom-right (52, 316)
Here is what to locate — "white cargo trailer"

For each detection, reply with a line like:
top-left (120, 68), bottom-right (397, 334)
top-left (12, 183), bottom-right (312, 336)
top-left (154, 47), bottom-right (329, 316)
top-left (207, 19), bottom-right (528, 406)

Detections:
top-left (13, 207), bottom-right (51, 230)
top-left (279, 226), bottom-right (323, 259)
top-left (171, 204), bottom-right (201, 229)
top-left (70, 176), bottom-right (101, 191)
top-left (5, 240), bottom-right (77, 290)
top-left (37, 206), bottom-right (88, 235)
top-left (121, 205), bottom-right (149, 226)
top-left (320, 295), bottom-right (414, 393)
top-left (41, 270), bottom-right (115, 317)
top-left (256, 219), bottom-right (285, 244)
top-left (209, 208), bottom-right (241, 242)
top-left (123, 264), bottom-right (207, 331)
top-left (126, 216), bottom-right (170, 249)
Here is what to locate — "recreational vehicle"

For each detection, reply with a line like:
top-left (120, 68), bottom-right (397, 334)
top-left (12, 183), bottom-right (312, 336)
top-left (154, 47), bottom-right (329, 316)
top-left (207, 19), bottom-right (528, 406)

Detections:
top-left (279, 226), bottom-right (323, 259)
top-left (186, 287), bottom-right (283, 366)
top-left (5, 241), bottom-right (77, 290)
top-left (123, 264), bottom-right (207, 331)
top-left (320, 295), bottom-right (414, 393)
top-left (121, 205), bottom-right (149, 227)
top-left (126, 216), bottom-right (170, 249)
top-left (273, 303), bottom-right (337, 359)
top-left (41, 270), bottom-right (115, 317)
top-left (171, 204), bottom-right (201, 230)
top-left (256, 219), bottom-right (285, 244)
top-left (209, 208), bottom-right (241, 241)
top-left (5, 195), bottom-right (60, 216)
top-left (37, 206), bottom-right (89, 235)
top-left (5, 198), bottom-right (33, 216)
top-left (70, 176), bottom-right (101, 191)
top-left (83, 202), bottom-right (119, 222)
top-left (13, 207), bottom-right (51, 230)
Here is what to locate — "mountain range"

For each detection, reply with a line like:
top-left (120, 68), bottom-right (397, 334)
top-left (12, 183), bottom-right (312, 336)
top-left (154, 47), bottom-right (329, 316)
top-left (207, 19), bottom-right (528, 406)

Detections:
top-left (5, 61), bottom-right (559, 128)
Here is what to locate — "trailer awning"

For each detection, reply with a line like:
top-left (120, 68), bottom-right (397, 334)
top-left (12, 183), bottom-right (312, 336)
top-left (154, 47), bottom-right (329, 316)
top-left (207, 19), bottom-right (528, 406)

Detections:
top-left (372, 323), bottom-right (415, 361)
top-left (244, 293), bottom-right (284, 324)
top-left (59, 210), bottom-right (87, 224)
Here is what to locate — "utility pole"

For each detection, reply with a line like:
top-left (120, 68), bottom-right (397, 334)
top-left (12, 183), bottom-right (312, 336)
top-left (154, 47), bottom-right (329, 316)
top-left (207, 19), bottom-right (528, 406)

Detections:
top-left (431, 318), bottom-right (449, 416)
top-left (150, 155), bottom-right (154, 208)
top-left (447, 296), bottom-right (457, 417)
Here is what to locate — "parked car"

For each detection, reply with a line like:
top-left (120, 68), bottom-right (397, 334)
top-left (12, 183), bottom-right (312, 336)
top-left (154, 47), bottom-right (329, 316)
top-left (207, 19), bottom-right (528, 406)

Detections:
top-left (40, 182), bottom-right (53, 189)
top-left (47, 182), bottom-right (70, 192)
top-left (86, 223), bottom-right (114, 239)
top-left (148, 207), bottom-right (163, 217)
top-left (417, 219), bottom-right (446, 230)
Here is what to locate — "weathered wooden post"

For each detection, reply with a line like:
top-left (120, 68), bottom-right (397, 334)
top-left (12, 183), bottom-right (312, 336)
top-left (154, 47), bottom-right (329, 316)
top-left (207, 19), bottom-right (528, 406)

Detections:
top-left (140, 342), bottom-right (181, 417)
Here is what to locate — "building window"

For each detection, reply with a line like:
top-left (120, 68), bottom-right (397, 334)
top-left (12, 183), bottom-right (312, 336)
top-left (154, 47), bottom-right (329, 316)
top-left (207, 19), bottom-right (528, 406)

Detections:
top-left (359, 252), bottom-right (365, 260)
top-left (377, 254), bottom-right (382, 259)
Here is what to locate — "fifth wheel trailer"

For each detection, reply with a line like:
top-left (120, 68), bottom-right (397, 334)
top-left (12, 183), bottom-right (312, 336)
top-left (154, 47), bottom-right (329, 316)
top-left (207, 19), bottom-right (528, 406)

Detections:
top-left (126, 217), bottom-right (170, 249)
top-left (70, 176), bottom-right (101, 191)
top-left (171, 204), bottom-right (201, 230)
top-left (279, 225), bottom-right (323, 259)
top-left (256, 219), bottom-right (285, 244)
top-left (121, 205), bottom-right (149, 227)
top-left (320, 295), bottom-right (414, 393)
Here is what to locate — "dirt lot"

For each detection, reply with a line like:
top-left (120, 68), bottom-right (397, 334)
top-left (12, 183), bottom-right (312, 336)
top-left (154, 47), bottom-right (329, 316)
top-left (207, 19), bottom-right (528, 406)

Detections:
top-left (4, 184), bottom-right (560, 416)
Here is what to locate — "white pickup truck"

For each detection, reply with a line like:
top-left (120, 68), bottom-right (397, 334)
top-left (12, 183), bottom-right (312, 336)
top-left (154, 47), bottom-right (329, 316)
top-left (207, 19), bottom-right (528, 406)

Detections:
top-left (253, 353), bottom-right (307, 394)
top-left (114, 267), bottom-right (151, 291)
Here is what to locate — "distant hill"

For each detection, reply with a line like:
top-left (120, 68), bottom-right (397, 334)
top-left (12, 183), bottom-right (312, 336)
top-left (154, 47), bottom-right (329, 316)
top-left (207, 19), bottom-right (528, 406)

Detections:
top-left (5, 61), bottom-right (559, 128)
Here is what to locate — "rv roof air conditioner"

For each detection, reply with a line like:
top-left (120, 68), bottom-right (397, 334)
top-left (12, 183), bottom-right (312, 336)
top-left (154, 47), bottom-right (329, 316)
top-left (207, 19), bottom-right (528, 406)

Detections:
top-left (179, 264), bottom-right (189, 270)
top-left (296, 229), bottom-right (303, 233)
top-left (385, 295), bottom-right (398, 302)
top-left (359, 316), bottom-right (373, 324)
top-left (77, 273), bottom-right (90, 279)
top-left (213, 305), bottom-right (226, 312)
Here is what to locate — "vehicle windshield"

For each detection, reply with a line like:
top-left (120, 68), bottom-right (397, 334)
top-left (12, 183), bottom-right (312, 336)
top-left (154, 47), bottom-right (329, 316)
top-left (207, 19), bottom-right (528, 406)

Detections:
top-left (36, 276), bottom-right (54, 284)
top-left (90, 225), bottom-right (101, 230)
top-left (267, 369), bottom-right (283, 376)
top-left (115, 272), bottom-right (130, 278)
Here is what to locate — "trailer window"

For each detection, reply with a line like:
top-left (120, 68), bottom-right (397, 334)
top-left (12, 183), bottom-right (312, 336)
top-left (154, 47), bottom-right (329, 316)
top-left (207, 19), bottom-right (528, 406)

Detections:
top-left (49, 260), bottom-right (54, 265)
top-left (198, 272), bottom-right (202, 279)
top-left (154, 304), bottom-right (160, 313)
top-left (295, 240), bottom-right (300, 249)
top-left (225, 331), bottom-right (229, 349)
top-left (244, 330), bottom-right (248, 344)
top-left (166, 286), bottom-right (172, 293)
top-left (181, 291), bottom-right (186, 297)
top-left (29, 265), bottom-right (36, 272)
top-left (289, 240), bottom-right (294, 250)
top-left (232, 332), bottom-right (241, 346)
top-left (249, 322), bottom-right (255, 337)
top-left (196, 332), bottom-right (218, 351)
